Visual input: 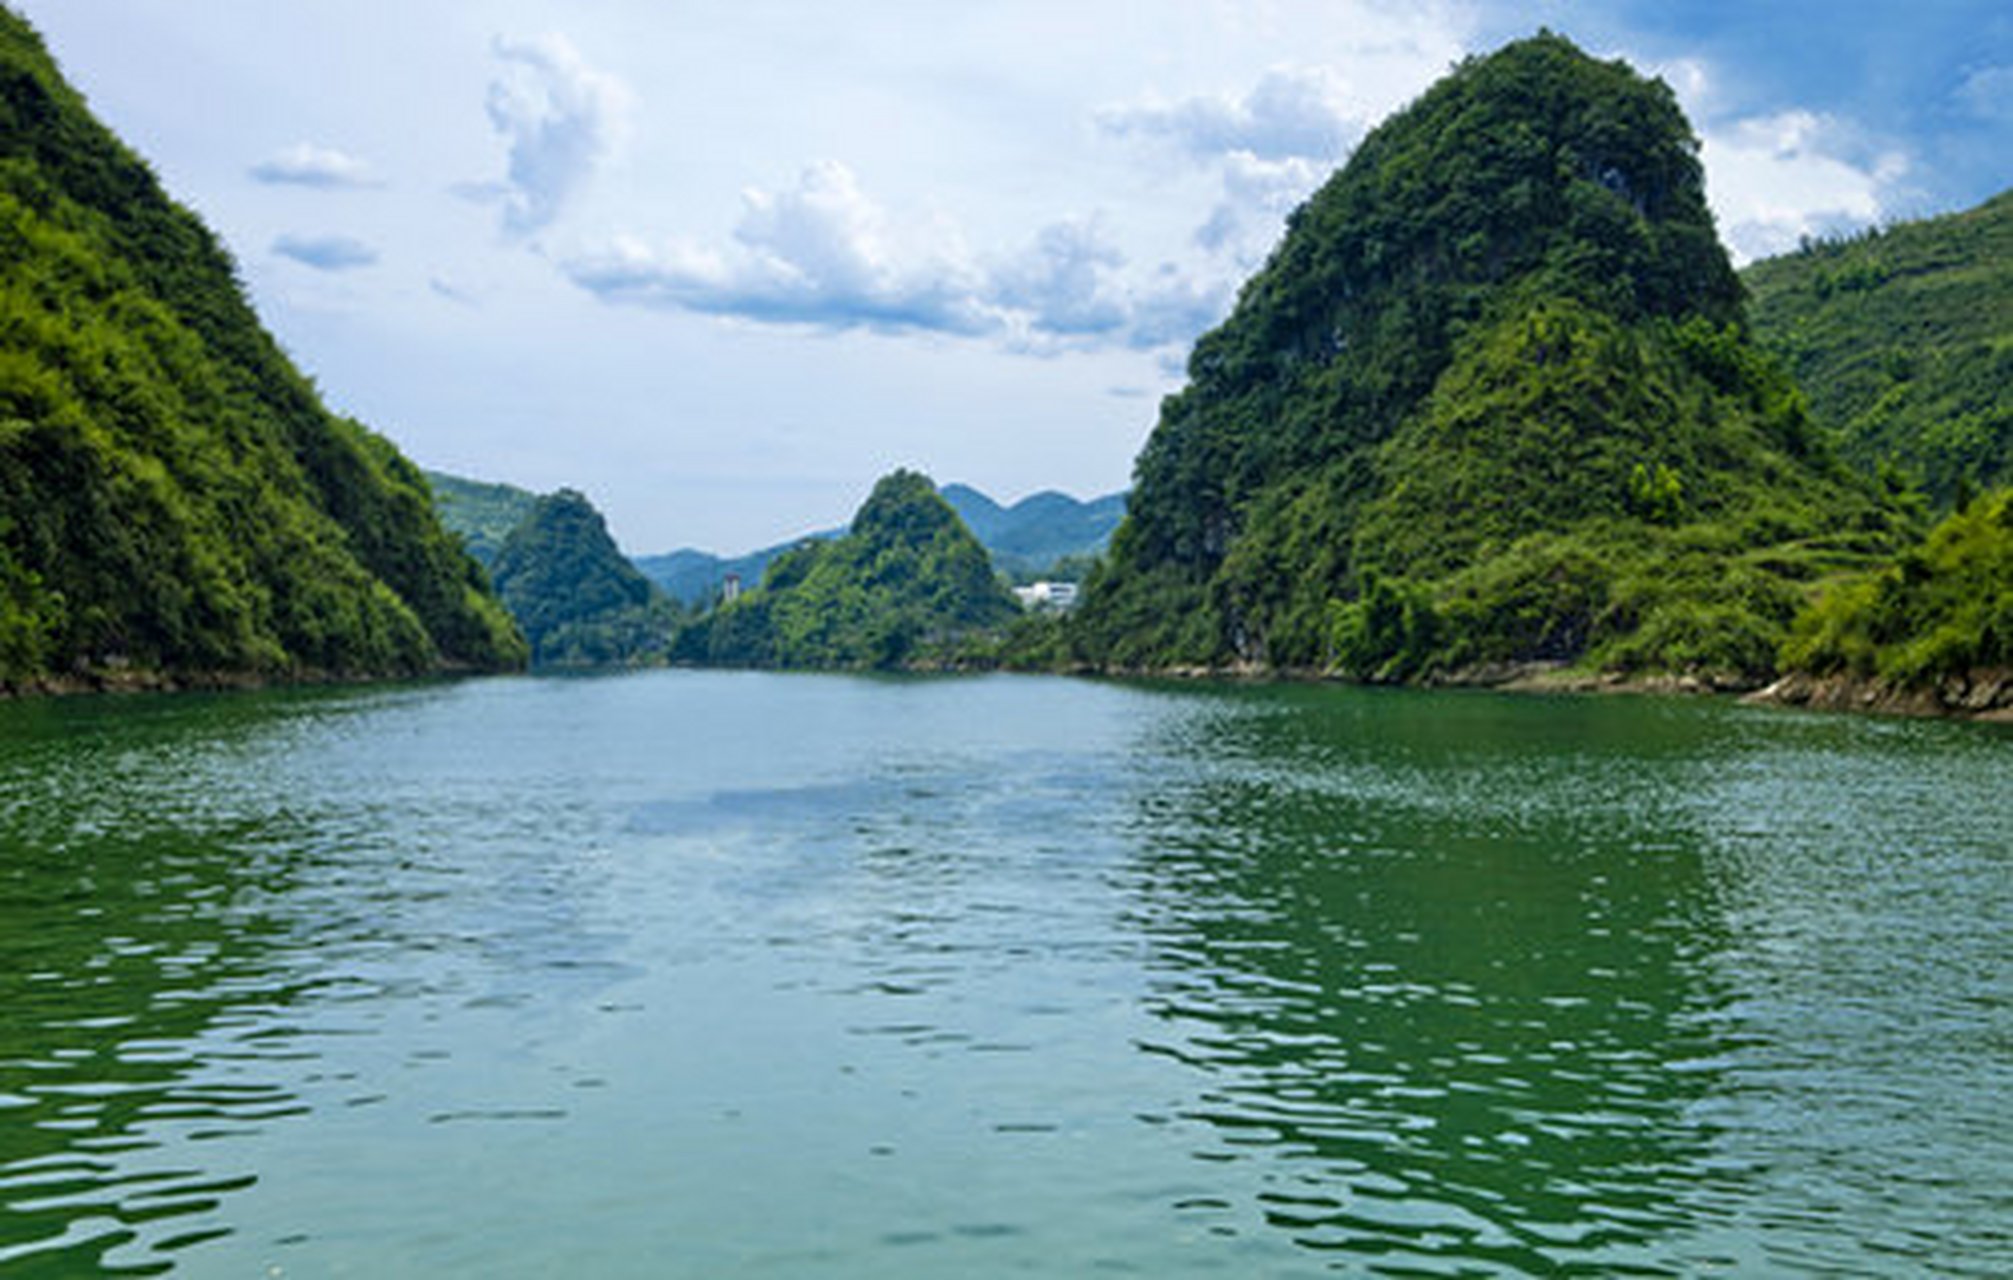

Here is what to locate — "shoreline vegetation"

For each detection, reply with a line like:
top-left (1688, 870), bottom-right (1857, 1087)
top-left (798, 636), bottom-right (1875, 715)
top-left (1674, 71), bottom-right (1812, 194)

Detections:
top-left (4, 13), bottom-right (2007, 723)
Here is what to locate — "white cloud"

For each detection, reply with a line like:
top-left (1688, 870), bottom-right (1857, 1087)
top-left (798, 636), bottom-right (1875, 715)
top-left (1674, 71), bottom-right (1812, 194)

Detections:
top-left (1700, 110), bottom-right (1906, 261)
top-left (1100, 68), bottom-right (1356, 267)
top-left (478, 33), bottom-right (632, 237)
top-left (565, 161), bottom-right (998, 337)
top-left (1195, 151), bottom-right (1327, 256)
top-left (1096, 66), bottom-right (1362, 162)
top-left (249, 142), bottom-right (379, 189)
top-left (564, 162), bottom-right (1231, 354)
top-left (989, 217), bottom-right (1129, 340)
top-left (272, 233), bottom-right (379, 271)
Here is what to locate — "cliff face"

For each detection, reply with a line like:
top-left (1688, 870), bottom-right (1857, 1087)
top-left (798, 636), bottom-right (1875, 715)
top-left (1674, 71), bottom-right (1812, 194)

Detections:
top-left (1075, 33), bottom-right (1901, 682)
top-left (0, 9), bottom-right (524, 688)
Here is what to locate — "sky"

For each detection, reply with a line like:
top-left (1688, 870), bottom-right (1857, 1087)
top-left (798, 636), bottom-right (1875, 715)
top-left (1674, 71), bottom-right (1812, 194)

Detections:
top-left (16, 0), bottom-right (2012, 556)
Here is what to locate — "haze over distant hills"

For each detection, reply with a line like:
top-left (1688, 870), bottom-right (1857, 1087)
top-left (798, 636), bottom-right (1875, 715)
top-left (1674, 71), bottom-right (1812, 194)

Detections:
top-left (427, 469), bottom-right (1126, 606)
top-left (639, 484), bottom-right (1125, 604)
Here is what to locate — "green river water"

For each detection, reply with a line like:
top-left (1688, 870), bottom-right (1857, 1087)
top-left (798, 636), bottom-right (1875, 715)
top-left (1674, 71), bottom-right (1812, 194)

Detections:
top-left (0, 671), bottom-right (2006, 1276)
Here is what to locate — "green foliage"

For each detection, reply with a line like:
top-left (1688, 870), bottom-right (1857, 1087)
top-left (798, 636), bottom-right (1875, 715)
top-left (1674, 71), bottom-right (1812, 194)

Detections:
top-left (489, 488), bottom-right (669, 666)
top-left (687, 469), bottom-right (1021, 670)
top-left (424, 469), bottom-right (539, 568)
top-left (1072, 33), bottom-right (1900, 686)
top-left (1745, 190), bottom-right (2013, 507)
top-left (1782, 489), bottom-right (2013, 687)
top-left (1327, 571), bottom-right (1443, 682)
top-left (0, 8), bottom-right (524, 686)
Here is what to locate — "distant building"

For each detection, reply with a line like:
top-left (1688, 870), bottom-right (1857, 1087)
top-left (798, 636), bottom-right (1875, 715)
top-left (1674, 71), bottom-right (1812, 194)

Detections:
top-left (721, 572), bottom-right (742, 603)
top-left (1013, 581), bottom-right (1079, 612)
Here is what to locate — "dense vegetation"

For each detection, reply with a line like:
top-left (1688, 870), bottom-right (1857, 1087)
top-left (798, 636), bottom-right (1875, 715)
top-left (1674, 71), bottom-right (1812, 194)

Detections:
top-left (1071, 32), bottom-right (1906, 685)
top-left (424, 469), bottom-right (538, 569)
top-left (0, 9), bottom-right (524, 687)
top-left (636, 482), bottom-right (1122, 605)
top-left (488, 488), bottom-right (678, 667)
top-left (1779, 488), bottom-right (2012, 696)
top-left (1745, 190), bottom-right (2013, 509)
top-left (681, 469), bottom-right (1020, 669)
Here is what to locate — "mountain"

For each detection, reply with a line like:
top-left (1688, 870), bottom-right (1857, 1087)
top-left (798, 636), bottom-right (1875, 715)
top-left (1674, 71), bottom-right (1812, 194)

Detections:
top-left (1071, 32), bottom-right (1903, 684)
top-left (939, 484), bottom-right (1126, 576)
top-left (0, 10), bottom-right (524, 687)
top-left (488, 488), bottom-right (672, 666)
top-left (1744, 189), bottom-right (2013, 508)
top-left (424, 469), bottom-right (539, 569)
top-left (681, 469), bottom-right (1020, 669)
top-left (637, 482), bottom-right (1125, 606)
top-left (635, 531), bottom-right (841, 608)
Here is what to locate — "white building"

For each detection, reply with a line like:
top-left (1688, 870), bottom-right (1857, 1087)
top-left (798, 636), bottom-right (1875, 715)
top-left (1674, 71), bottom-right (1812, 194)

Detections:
top-left (1013, 581), bottom-right (1079, 611)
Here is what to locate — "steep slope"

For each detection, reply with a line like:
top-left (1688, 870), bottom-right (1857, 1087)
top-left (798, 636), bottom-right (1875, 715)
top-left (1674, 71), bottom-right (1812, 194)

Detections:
top-left (1075, 32), bottom-right (1901, 683)
top-left (424, 469), bottom-right (539, 569)
top-left (1744, 189), bottom-right (2013, 507)
top-left (0, 9), bottom-right (523, 686)
top-left (487, 488), bottom-right (671, 666)
top-left (687, 469), bottom-right (1019, 669)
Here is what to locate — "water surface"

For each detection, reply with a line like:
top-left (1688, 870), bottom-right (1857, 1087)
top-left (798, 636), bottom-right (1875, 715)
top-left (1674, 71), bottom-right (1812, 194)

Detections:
top-left (0, 672), bottom-right (2006, 1275)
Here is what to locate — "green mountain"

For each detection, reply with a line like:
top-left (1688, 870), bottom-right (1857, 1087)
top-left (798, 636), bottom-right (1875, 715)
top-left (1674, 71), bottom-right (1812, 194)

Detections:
top-left (0, 9), bottom-right (524, 687)
top-left (487, 488), bottom-right (674, 667)
top-left (424, 469), bottom-right (539, 569)
top-left (1744, 189), bottom-right (2013, 508)
top-left (683, 469), bottom-right (1020, 669)
top-left (1072, 32), bottom-right (1903, 685)
top-left (637, 482), bottom-right (1123, 605)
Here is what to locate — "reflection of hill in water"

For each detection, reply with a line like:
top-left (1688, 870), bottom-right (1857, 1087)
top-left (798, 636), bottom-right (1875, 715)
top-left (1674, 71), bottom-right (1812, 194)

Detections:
top-left (1121, 686), bottom-right (1751, 1272)
top-left (0, 686), bottom-right (631, 1273)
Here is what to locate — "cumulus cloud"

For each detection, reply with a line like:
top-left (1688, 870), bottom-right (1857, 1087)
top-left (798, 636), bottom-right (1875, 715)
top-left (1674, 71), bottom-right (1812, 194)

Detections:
top-left (1700, 110), bottom-right (1906, 261)
top-left (249, 142), bottom-right (379, 189)
top-left (1097, 66), bottom-right (1361, 162)
top-left (475, 33), bottom-right (631, 237)
top-left (272, 233), bottom-right (379, 271)
top-left (1195, 152), bottom-right (1328, 255)
top-left (989, 217), bottom-right (1129, 340)
top-left (567, 161), bottom-right (996, 337)
top-left (564, 161), bottom-right (1230, 354)
top-left (1101, 68), bottom-right (1357, 267)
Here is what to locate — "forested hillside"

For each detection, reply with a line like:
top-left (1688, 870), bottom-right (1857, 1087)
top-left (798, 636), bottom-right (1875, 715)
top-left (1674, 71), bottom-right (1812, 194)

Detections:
top-left (684, 470), bottom-right (1020, 669)
top-left (1072, 32), bottom-right (1906, 685)
top-left (488, 488), bottom-right (676, 666)
top-left (1744, 189), bottom-right (2012, 508)
top-left (0, 8), bottom-right (523, 687)
top-left (635, 482), bottom-right (1123, 605)
top-left (424, 469), bottom-right (538, 569)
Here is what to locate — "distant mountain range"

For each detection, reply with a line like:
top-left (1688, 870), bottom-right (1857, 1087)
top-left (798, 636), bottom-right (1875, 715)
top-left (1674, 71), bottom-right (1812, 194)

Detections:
top-left (638, 484), bottom-right (1124, 605)
top-left (429, 474), bottom-right (1127, 606)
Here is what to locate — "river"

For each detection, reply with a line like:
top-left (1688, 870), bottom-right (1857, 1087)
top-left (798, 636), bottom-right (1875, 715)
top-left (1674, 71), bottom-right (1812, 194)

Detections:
top-left (0, 671), bottom-right (2006, 1276)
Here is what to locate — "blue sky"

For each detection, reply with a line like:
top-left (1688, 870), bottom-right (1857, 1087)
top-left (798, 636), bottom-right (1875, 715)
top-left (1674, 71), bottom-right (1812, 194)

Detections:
top-left (15, 0), bottom-right (2010, 554)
